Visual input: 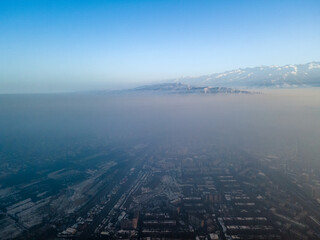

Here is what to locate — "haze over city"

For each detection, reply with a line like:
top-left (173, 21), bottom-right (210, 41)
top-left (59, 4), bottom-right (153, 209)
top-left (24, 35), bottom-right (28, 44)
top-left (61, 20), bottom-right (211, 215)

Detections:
top-left (1, 1), bottom-right (320, 240)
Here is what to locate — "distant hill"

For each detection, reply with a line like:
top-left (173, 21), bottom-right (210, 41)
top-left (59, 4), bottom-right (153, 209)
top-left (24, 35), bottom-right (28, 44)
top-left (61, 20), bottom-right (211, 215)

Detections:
top-left (173, 62), bottom-right (320, 88)
top-left (130, 83), bottom-right (252, 94)
top-left (83, 62), bottom-right (320, 96)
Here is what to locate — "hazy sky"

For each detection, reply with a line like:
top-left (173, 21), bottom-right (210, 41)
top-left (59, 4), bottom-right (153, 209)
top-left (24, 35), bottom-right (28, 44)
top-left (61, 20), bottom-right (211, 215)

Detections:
top-left (1, 0), bottom-right (320, 93)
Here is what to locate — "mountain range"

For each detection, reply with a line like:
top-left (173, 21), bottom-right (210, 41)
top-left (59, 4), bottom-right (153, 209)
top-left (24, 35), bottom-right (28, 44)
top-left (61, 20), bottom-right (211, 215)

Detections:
top-left (172, 62), bottom-right (320, 88)
top-left (86, 62), bottom-right (320, 95)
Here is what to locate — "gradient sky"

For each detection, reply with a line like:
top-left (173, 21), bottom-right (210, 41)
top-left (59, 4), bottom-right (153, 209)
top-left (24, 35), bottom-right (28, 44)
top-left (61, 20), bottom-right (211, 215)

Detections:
top-left (1, 0), bottom-right (320, 93)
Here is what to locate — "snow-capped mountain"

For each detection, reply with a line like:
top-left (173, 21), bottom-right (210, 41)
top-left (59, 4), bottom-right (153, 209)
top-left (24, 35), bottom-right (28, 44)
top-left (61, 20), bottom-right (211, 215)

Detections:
top-left (173, 62), bottom-right (320, 88)
top-left (83, 62), bottom-right (320, 96)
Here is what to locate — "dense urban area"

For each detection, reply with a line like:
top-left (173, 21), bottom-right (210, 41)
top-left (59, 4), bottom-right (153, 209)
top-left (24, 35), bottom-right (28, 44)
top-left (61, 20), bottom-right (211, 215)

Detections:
top-left (1, 142), bottom-right (320, 240)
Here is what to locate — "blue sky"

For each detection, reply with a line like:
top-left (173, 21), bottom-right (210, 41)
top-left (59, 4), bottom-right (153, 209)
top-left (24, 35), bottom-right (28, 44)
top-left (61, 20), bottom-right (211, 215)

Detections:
top-left (1, 0), bottom-right (320, 93)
